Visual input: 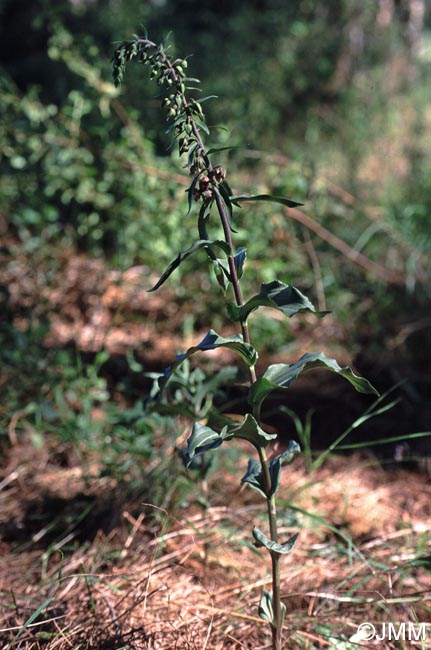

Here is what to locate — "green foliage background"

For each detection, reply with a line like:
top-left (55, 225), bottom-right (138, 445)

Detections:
top-left (1, 0), bottom-right (430, 267)
top-left (1, 0), bottom-right (430, 469)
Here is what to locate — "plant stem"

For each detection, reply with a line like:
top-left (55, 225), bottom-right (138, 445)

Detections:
top-left (187, 115), bottom-right (257, 384)
top-left (135, 40), bottom-right (279, 644)
top-left (259, 446), bottom-right (283, 650)
top-left (134, 38), bottom-right (256, 383)
top-left (185, 88), bottom-right (281, 645)
top-left (211, 186), bottom-right (257, 384)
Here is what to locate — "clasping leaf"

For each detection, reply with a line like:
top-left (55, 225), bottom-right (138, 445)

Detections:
top-left (258, 589), bottom-right (286, 627)
top-left (184, 422), bottom-right (230, 468)
top-left (241, 440), bottom-right (301, 496)
top-left (249, 352), bottom-right (379, 412)
top-left (253, 526), bottom-right (299, 556)
top-left (184, 414), bottom-right (276, 468)
top-left (158, 329), bottom-right (258, 394)
top-left (228, 413), bottom-right (277, 448)
top-left (227, 280), bottom-right (326, 323)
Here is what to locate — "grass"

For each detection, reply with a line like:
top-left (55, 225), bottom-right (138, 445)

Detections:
top-left (1, 430), bottom-right (430, 649)
top-left (1, 47), bottom-right (430, 645)
top-left (1, 230), bottom-right (430, 647)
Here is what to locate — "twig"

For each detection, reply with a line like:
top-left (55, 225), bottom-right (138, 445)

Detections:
top-left (288, 207), bottom-right (406, 285)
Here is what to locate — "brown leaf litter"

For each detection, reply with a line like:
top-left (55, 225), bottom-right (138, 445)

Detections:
top-left (1, 434), bottom-right (430, 649)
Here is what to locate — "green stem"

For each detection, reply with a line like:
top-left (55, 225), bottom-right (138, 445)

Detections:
top-left (135, 38), bottom-right (256, 381)
top-left (184, 83), bottom-right (281, 646)
top-left (211, 185), bottom-right (257, 384)
top-left (138, 40), bottom-right (279, 645)
top-left (188, 114), bottom-right (257, 384)
top-left (258, 446), bottom-right (283, 650)
top-left (149, 42), bottom-right (256, 383)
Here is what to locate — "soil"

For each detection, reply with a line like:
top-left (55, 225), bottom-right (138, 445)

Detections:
top-left (1, 435), bottom-right (431, 649)
top-left (1, 245), bottom-right (431, 648)
top-left (3, 241), bottom-right (429, 456)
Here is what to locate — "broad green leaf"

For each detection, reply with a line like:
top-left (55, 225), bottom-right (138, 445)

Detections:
top-left (149, 239), bottom-right (230, 291)
top-left (241, 458), bottom-right (266, 496)
top-left (275, 440), bottom-right (302, 465)
top-left (184, 422), bottom-right (230, 468)
top-left (187, 141), bottom-right (199, 168)
top-left (185, 414), bottom-right (277, 468)
top-left (267, 441), bottom-right (301, 496)
top-left (218, 183), bottom-right (233, 206)
top-left (249, 352), bottom-right (378, 412)
top-left (213, 259), bottom-right (230, 292)
top-left (166, 112), bottom-right (186, 134)
top-left (197, 200), bottom-right (213, 240)
top-left (193, 116), bottom-right (210, 135)
top-left (220, 178), bottom-right (234, 198)
top-left (253, 526), bottom-right (299, 556)
top-left (234, 247), bottom-right (247, 278)
top-left (179, 330), bottom-right (257, 366)
top-left (228, 413), bottom-right (276, 448)
top-left (227, 280), bottom-right (324, 323)
top-left (241, 440), bottom-right (301, 497)
top-left (159, 329), bottom-right (258, 393)
top-left (229, 193), bottom-right (303, 208)
top-left (258, 589), bottom-right (275, 626)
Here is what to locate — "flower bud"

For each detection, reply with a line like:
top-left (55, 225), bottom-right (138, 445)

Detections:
top-left (213, 166), bottom-right (226, 183)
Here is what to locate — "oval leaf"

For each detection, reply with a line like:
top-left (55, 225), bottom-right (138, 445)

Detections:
top-left (229, 413), bottom-right (277, 448)
top-left (258, 589), bottom-right (275, 626)
top-left (185, 414), bottom-right (277, 470)
top-left (158, 329), bottom-right (258, 394)
top-left (184, 422), bottom-right (229, 468)
top-left (241, 458), bottom-right (267, 497)
top-left (253, 526), bottom-right (299, 556)
top-left (234, 247), bottom-right (247, 279)
top-left (193, 116), bottom-right (210, 135)
top-left (213, 259), bottom-right (230, 292)
top-left (268, 440), bottom-right (301, 496)
top-left (215, 185), bottom-right (235, 231)
top-left (228, 280), bottom-right (325, 323)
top-left (241, 440), bottom-right (301, 497)
top-left (197, 200), bottom-right (213, 240)
top-left (186, 174), bottom-right (200, 215)
top-left (249, 352), bottom-right (379, 412)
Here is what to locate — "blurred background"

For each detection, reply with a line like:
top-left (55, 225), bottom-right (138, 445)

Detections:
top-left (1, 0), bottom-right (430, 468)
top-left (2, 5), bottom-right (431, 645)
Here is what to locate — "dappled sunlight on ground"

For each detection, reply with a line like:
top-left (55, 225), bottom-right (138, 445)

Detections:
top-left (1, 435), bottom-right (430, 649)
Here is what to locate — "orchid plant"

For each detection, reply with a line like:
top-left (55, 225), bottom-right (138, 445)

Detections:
top-left (112, 33), bottom-right (377, 649)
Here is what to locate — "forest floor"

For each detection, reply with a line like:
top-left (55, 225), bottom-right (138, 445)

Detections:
top-left (1, 247), bottom-right (431, 649)
top-left (1, 429), bottom-right (431, 649)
